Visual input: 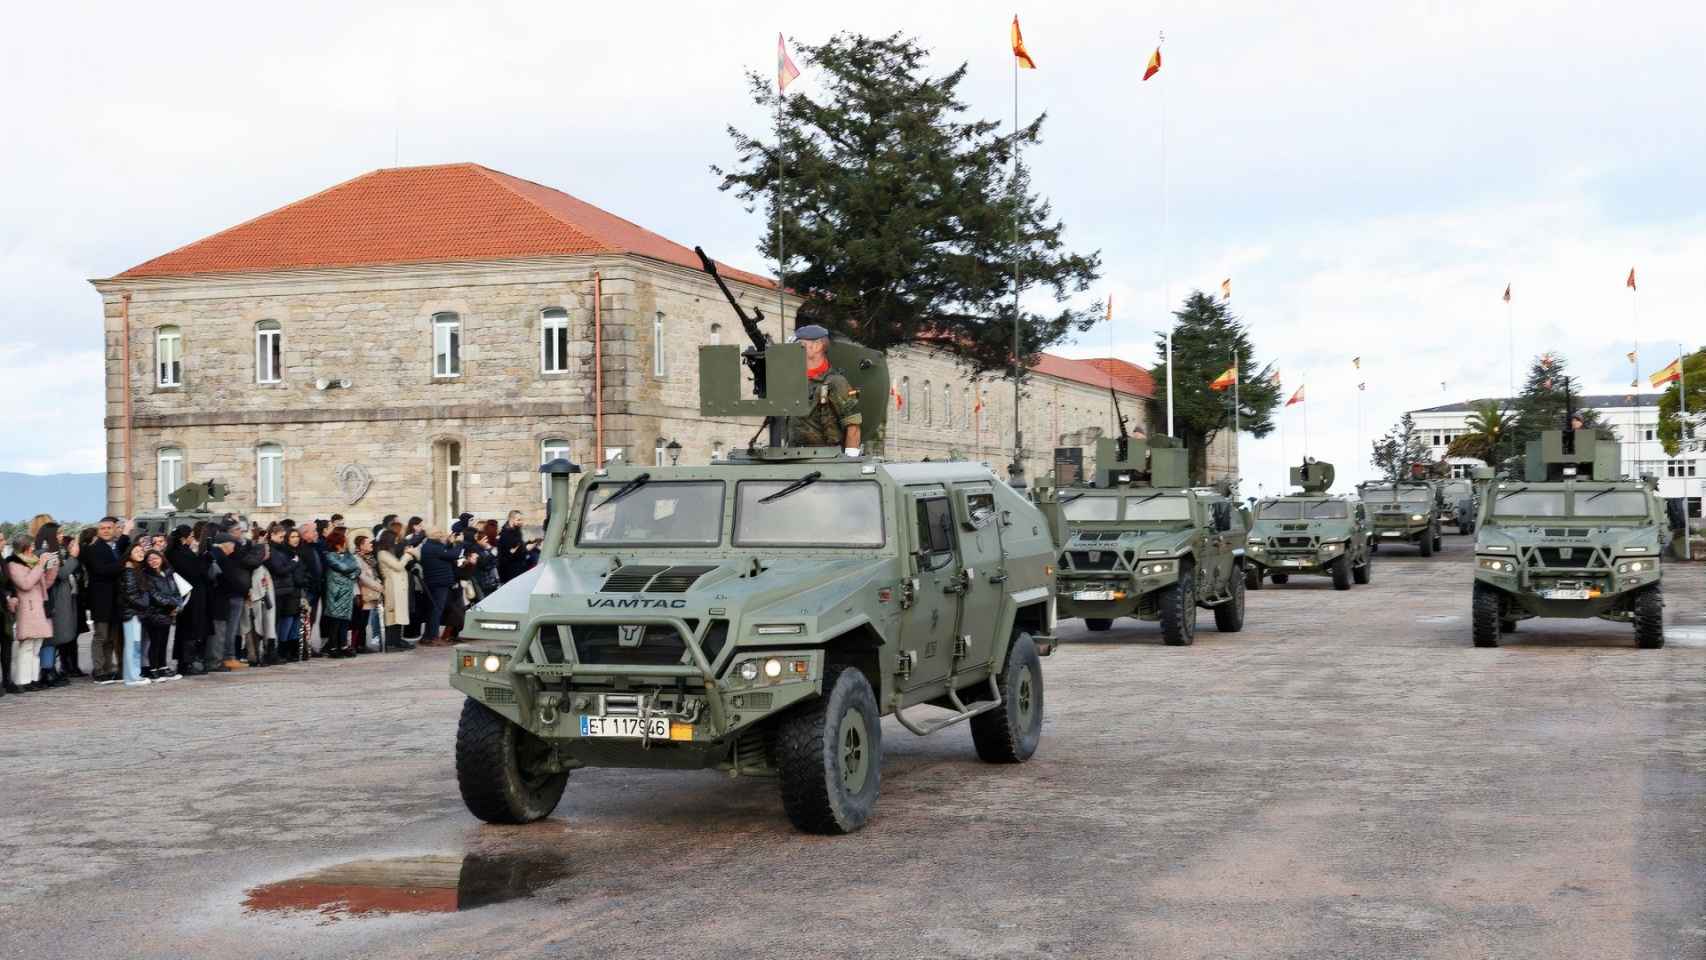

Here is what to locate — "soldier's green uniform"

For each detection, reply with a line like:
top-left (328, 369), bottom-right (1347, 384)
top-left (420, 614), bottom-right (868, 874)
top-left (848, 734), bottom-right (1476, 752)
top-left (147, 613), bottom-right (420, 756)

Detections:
top-left (788, 365), bottom-right (861, 447)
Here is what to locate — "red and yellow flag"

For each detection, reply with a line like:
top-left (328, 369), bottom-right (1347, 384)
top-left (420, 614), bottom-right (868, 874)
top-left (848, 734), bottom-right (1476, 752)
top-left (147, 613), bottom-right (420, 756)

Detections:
top-left (778, 34), bottom-right (801, 92)
top-left (1143, 46), bottom-right (1162, 81)
top-left (1220, 278), bottom-right (1231, 300)
top-left (1285, 385), bottom-right (1306, 406)
top-left (1626, 267), bottom-right (1637, 291)
top-left (1502, 283), bottom-right (1511, 302)
top-left (1650, 357), bottom-right (1682, 388)
top-left (1011, 16), bottom-right (1036, 69)
top-left (890, 385), bottom-right (904, 409)
top-left (1209, 366), bottom-right (1237, 391)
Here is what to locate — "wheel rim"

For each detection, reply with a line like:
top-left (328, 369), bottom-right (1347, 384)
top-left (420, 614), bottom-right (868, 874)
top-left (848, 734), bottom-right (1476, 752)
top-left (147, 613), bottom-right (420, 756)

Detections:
top-left (838, 708), bottom-right (870, 794)
top-left (1015, 665), bottom-right (1036, 730)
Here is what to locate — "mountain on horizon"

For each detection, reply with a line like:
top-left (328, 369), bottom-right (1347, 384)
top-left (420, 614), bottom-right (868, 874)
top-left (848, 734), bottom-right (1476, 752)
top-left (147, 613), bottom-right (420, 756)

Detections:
top-left (1, 471), bottom-right (107, 523)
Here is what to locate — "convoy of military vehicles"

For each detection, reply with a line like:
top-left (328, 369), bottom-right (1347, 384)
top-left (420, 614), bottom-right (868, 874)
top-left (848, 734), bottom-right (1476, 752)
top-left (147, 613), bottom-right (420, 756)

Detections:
top-left (442, 250), bottom-right (1680, 835)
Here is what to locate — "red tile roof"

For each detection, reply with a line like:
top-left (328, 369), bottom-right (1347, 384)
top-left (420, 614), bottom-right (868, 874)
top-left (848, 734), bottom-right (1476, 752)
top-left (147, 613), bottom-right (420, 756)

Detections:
top-left (1034, 354), bottom-right (1155, 398)
top-left (113, 163), bottom-right (775, 287)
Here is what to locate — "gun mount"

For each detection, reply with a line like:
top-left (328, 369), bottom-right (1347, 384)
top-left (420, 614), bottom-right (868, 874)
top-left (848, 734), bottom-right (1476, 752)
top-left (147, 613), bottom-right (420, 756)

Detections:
top-left (1289, 458), bottom-right (1335, 494)
top-left (1525, 428), bottom-right (1621, 482)
top-left (1091, 435), bottom-right (1189, 489)
top-left (166, 479), bottom-right (229, 514)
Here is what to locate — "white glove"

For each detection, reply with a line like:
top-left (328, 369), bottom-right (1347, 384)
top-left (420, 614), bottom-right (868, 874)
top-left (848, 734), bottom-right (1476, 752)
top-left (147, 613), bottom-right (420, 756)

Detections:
top-left (844, 448), bottom-right (861, 457)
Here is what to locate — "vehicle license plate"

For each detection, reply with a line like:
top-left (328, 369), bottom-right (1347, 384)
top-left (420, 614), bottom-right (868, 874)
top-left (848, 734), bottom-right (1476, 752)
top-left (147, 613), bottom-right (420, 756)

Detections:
top-left (580, 716), bottom-right (670, 738)
top-left (1072, 590), bottom-right (1114, 601)
top-left (1543, 588), bottom-right (1591, 601)
top-left (1381, 531), bottom-right (1403, 537)
top-left (1284, 559), bottom-right (1310, 566)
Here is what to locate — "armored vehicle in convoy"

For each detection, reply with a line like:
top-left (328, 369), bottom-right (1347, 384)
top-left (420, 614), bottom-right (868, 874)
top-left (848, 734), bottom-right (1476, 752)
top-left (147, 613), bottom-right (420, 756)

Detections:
top-left (1438, 477), bottom-right (1479, 534)
top-left (1037, 428), bottom-right (1246, 645)
top-left (1471, 428), bottom-right (1667, 648)
top-left (448, 250), bottom-right (1058, 835)
top-left (1245, 459), bottom-right (1372, 590)
top-left (131, 480), bottom-right (245, 536)
top-left (1356, 479), bottom-right (1444, 555)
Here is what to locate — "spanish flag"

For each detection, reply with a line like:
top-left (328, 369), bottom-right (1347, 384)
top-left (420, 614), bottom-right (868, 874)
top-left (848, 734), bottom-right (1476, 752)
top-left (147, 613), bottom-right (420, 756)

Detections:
top-left (1650, 357), bottom-right (1682, 388)
top-left (1626, 267), bottom-right (1637, 291)
top-left (1285, 385), bottom-right (1306, 406)
top-left (1011, 16), bottom-right (1036, 69)
top-left (778, 34), bottom-right (802, 92)
top-left (891, 385), bottom-right (904, 409)
top-left (1142, 46), bottom-right (1162, 81)
top-left (1502, 283), bottom-right (1511, 303)
top-left (1220, 278), bottom-right (1231, 300)
top-left (1210, 366), bottom-right (1237, 391)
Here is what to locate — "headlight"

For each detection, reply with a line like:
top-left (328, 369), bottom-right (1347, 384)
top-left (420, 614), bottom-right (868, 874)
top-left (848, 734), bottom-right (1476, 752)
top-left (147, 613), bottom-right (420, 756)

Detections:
top-left (1145, 549), bottom-right (1168, 556)
top-left (1139, 561), bottom-right (1175, 576)
top-left (477, 620), bottom-right (518, 632)
top-left (738, 661), bottom-right (760, 681)
top-left (1477, 557), bottom-right (1515, 573)
top-left (1485, 545), bottom-right (1510, 553)
top-left (763, 658), bottom-right (783, 678)
top-left (1617, 559), bottom-right (1653, 574)
top-left (1410, 514), bottom-right (1425, 522)
top-left (482, 655), bottom-right (503, 673)
top-left (1247, 537), bottom-right (1263, 547)
top-left (1320, 542), bottom-right (1343, 553)
top-left (756, 624), bottom-right (804, 636)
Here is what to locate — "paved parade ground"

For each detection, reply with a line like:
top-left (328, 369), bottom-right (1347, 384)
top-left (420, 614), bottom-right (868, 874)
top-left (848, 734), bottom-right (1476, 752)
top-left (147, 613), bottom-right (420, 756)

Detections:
top-left (2, 535), bottom-right (1702, 960)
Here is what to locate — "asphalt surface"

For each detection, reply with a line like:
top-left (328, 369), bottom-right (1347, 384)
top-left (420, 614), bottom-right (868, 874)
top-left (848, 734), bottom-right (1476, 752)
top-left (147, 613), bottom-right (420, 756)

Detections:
top-left (2, 535), bottom-right (1703, 960)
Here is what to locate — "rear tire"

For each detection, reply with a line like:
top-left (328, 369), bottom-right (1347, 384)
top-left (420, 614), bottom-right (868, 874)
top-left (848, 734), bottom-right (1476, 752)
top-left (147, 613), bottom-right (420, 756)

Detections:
top-left (1330, 556), bottom-right (1352, 591)
top-left (1159, 565), bottom-right (1198, 646)
top-left (456, 699), bottom-right (568, 825)
top-left (1500, 618), bottom-right (1518, 633)
top-left (1419, 534), bottom-right (1435, 557)
top-left (1352, 554), bottom-right (1371, 584)
top-left (776, 665), bottom-right (882, 834)
top-left (1245, 564), bottom-right (1264, 590)
top-left (1213, 569), bottom-right (1246, 632)
top-left (1084, 618), bottom-right (1113, 632)
top-left (1270, 573), bottom-right (1290, 584)
top-left (1433, 535), bottom-right (1444, 552)
top-left (1633, 585), bottom-right (1665, 649)
top-left (1472, 582), bottom-right (1502, 647)
top-left (971, 634), bottom-right (1043, 763)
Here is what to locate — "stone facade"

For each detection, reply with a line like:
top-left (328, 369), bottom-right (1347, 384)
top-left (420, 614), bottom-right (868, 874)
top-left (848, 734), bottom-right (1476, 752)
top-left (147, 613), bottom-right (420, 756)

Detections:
top-left (95, 254), bottom-right (1233, 528)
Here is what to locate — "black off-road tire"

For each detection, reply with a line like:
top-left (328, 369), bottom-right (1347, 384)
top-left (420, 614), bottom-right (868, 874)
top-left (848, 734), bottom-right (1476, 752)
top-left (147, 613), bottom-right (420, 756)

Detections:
top-left (1085, 618), bottom-right (1114, 632)
top-left (775, 665), bottom-right (882, 834)
top-left (1213, 569), bottom-right (1246, 632)
top-left (1271, 573), bottom-right (1290, 584)
top-left (1352, 554), bottom-right (1371, 585)
top-left (971, 633), bottom-right (1043, 764)
top-left (1633, 585), bottom-right (1665, 649)
top-left (1370, 542), bottom-right (1380, 554)
top-left (1433, 535), bottom-right (1444, 552)
top-left (1471, 582), bottom-right (1502, 647)
top-left (456, 699), bottom-right (569, 825)
top-left (1159, 565), bottom-right (1198, 646)
top-left (1419, 534), bottom-right (1435, 557)
top-left (1330, 555), bottom-right (1353, 591)
top-left (1245, 564), bottom-right (1264, 590)
top-left (1500, 618), bottom-right (1518, 633)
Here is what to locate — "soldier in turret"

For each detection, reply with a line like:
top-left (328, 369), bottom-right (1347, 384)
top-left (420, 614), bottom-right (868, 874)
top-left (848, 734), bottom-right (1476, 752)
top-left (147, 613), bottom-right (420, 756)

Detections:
top-left (786, 325), bottom-right (863, 453)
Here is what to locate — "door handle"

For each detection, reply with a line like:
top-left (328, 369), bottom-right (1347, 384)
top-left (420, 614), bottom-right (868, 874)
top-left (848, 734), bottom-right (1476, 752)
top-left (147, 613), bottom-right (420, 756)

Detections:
top-left (988, 573), bottom-right (1009, 584)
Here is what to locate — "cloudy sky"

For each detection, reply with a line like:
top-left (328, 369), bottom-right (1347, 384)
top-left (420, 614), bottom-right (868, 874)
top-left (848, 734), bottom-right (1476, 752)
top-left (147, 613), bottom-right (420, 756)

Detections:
top-left (3, 0), bottom-right (1702, 488)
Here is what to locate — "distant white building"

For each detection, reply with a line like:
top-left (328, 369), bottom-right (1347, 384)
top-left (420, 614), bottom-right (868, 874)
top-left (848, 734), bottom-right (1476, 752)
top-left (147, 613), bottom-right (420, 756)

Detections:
top-left (1409, 394), bottom-right (1701, 518)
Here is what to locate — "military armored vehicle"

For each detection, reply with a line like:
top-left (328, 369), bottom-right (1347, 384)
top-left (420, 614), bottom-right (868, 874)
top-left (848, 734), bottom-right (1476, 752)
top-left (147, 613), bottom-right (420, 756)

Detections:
top-left (131, 480), bottom-right (245, 537)
top-left (1245, 459), bottom-right (1372, 590)
top-left (1036, 422), bottom-right (1246, 645)
top-left (1438, 477), bottom-right (1479, 534)
top-left (1471, 427), bottom-right (1667, 648)
top-left (448, 249), bottom-right (1058, 835)
top-left (1356, 478), bottom-right (1444, 555)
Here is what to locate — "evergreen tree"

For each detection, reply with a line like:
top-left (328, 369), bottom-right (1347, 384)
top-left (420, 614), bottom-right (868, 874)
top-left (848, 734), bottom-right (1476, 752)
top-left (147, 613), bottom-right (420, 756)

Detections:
top-left (715, 32), bottom-right (1102, 374)
top-left (1655, 347), bottom-right (1706, 455)
top-left (1505, 352), bottom-right (1606, 470)
top-left (1370, 413), bottom-right (1436, 481)
top-left (1145, 291), bottom-right (1280, 483)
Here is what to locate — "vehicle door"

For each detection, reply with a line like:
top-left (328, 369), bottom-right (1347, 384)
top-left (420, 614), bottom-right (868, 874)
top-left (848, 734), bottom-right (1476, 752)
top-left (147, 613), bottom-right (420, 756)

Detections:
top-left (1353, 502), bottom-right (1370, 557)
top-left (1200, 496), bottom-right (1238, 598)
top-left (948, 484), bottom-right (1003, 674)
top-left (899, 488), bottom-right (965, 694)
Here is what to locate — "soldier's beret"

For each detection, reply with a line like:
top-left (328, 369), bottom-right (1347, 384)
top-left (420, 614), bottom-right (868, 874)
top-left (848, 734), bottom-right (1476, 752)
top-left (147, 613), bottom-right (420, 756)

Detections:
top-left (794, 324), bottom-right (830, 341)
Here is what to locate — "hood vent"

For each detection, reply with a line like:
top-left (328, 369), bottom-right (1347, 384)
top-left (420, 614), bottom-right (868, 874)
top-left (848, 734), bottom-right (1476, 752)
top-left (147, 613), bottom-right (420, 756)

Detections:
top-left (600, 564), bottom-right (717, 593)
top-left (601, 565), bottom-right (668, 593)
top-left (648, 565), bottom-right (719, 593)
top-left (1280, 523), bottom-right (1309, 531)
top-left (1542, 528), bottom-right (1592, 538)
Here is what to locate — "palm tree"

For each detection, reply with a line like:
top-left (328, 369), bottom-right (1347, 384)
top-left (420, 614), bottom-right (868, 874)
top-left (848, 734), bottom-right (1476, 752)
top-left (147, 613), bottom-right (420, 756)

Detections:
top-left (1447, 401), bottom-right (1514, 464)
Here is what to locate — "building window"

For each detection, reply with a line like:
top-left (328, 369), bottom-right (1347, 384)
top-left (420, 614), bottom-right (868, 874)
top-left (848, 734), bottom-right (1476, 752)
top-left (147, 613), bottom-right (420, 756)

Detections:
top-left (157, 447), bottom-right (184, 508)
top-left (434, 440), bottom-right (462, 520)
top-left (255, 320), bottom-right (282, 384)
top-left (155, 326), bottom-right (182, 387)
top-left (541, 437), bottom-right (571, 501)
top-left (256, 443), bottom-right (284, 507)
top-left (653, 312), bottom-right (667, 377)
top-left (433, 312), bottom-right (461, 378)
top-left (709, 323), bottom-right (722, 346)
top-left (923, 381), bottom-right (933, 425)
top-left (1644, 428), bottom-right (1655, 441)
top-left (711, 441), bottom-right (725, 461)
top-left (1669, 459), bottom-right (1698, 478)
top-left (541, 308), bottom-right (569, 374)
top-left (655, 437), bottom-right (668, 466)
top-left (943, 384), bottom-right (954, 429)
top-left (902, 377), bottom-right (911, 421)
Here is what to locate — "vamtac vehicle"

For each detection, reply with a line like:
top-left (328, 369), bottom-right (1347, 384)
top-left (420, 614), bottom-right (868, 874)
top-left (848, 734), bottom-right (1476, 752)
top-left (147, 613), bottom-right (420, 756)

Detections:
top-left (1356, 478), bottom-right (1444, 556)
top-left (131, 480), bottom-right (248, 537)
top-left (1437, 477), bottom-right (1479, 534)
top-left (1244, 459), bottom-right (1372, 590)
top-left (1471, 427), bottom-right (1667, 648)
top-left (449, 250), bottom-right (1058, 835)
top-left (1035, 424), bottom-right (1246, 646)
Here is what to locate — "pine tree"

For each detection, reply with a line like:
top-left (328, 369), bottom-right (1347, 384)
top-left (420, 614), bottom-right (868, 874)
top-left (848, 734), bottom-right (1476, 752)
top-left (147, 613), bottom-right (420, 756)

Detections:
top-left (1145, 291), bottom-right (1280, 483)
top-left (1505, 352), bottom-right (1606, 470)
top-left (714, 32), bottom-right (1102, 374)
top-left (1370, 413), bottom-right (1436, 481)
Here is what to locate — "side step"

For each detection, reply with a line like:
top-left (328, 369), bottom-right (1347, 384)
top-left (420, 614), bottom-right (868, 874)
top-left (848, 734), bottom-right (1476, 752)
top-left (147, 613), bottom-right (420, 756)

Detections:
top-left (891, 673), bottom-right (1002, 737)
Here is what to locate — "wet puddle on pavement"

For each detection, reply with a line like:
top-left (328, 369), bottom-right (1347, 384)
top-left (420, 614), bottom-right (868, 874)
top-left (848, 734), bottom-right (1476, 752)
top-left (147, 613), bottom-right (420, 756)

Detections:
top-left (242, 853), bottom-right (568, 922)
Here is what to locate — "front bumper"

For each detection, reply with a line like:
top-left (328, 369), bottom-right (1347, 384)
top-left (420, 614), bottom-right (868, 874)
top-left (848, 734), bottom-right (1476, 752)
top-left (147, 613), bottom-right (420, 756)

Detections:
top-left (1473, 565), bottom-right (1654, 619)
top-left (1054, 568), bottom-right (1175, 620)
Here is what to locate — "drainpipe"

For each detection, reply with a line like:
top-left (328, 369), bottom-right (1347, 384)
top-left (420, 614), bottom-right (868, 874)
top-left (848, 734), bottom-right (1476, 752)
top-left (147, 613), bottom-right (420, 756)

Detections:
top-left (593, 271), bottom-right (604, 465)
top-left (120, 292), bottom-right (134, 520)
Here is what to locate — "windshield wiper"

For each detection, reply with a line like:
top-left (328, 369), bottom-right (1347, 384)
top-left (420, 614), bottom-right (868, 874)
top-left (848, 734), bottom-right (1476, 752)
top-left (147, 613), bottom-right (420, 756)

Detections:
top-left (1128, 491), bottom-right (1166, 508)
top-left (759, 471), bottom-right (822, 504)
top-left (598, 472), bottom-right (652, 508)
top-left (1059, 493), bottom-right (1084, 504)
top-left (1580, 488), bottom-right (1614, 505)
top-left (1497, 486), bottom-right (1529, 501)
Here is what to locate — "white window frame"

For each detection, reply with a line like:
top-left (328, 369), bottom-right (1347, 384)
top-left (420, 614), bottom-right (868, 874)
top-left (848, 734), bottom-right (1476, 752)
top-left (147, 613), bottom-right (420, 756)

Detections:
top-left (653, 312), bottom-right (667, 377)
top-left (709, 323), bottom-right (722, 346)
top-left (445, 441), bottom-right (462, 516)
top-left (655, 438), bottom-right (668, 467)
top-left (540, 308), bottom-right (569, 374)
top-left (255, 320), bottom-right (282, 384)
top-left (902, 378), bottom-right (912, 421)
top-left (256, 444), bottom-right (284, 507)
top-left (923, 381), bottom-right (933, 425)
top-left (156, 447), bottom-right (184, 508)
top-left (156, 326), bottom-right (182, 387)
top-left (540, 437), bottom-right (571, 501)
top-left (943, 384), bottom-right (953, 429)
top-left (433, 312), bottom-right (462, 378)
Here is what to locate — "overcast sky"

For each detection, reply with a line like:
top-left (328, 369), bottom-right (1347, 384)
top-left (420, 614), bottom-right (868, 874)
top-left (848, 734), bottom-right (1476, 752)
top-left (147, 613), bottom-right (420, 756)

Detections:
top-left (2, 0), bottom-right (1702, 490)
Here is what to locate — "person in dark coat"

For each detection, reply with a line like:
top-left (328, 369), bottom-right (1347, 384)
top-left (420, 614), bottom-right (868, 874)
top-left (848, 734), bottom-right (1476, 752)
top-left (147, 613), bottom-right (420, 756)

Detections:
top-left (45, 527), bottom-right (84, 681)
top-left (262, 526), bottom-right (301, 664)
top-left (140, 550), bottom-right (183, 679)
top-left (82, 517), bottom-right (129, 681)
top-left (166, 526), bottom-right (213, 675)
top-left (417, 530), bottom-right (459, 646)
top-left (297, 522), bottom-right (326, 655)
top-left (497, 510), bottom-right (528, 583)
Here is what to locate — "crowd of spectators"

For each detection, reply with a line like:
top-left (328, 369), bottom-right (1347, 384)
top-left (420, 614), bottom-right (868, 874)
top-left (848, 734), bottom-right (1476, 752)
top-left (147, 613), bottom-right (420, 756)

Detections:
top-left (0, 509), bottom-right (540, 695)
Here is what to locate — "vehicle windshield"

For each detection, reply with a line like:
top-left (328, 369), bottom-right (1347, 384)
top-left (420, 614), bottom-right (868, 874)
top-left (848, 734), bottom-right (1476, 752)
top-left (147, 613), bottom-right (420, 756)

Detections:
top-left (577, 481), bottom-right (724, 546)
top-left (1572, 489), bottom-right (1651, 518)
top-left (1260, 499), bottom-right (1347, 520)
top-left (1441, 482), bottom-right (1473, 498)
top-left (1125, 494), bottom-right (1193, 522)
top-left (1397, 489), bottom-right (1433, 504)
top-left (734, 480), bottom-right (885, 546)
top-left (1492, 490), bottom-right (1566, 518)
top-left (1258, 500), bottom-right (1302, 519)
top-left (1062, 495), bottom-right (1121, 522)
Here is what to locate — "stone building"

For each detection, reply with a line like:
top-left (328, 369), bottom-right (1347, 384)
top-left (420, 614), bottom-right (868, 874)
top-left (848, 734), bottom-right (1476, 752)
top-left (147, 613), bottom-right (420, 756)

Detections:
top-left (92, 163), bottom-right (1232, 528)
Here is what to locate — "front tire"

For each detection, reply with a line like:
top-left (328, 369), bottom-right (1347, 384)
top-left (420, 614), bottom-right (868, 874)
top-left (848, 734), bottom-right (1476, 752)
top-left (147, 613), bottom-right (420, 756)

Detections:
top-left (1213, 569), bottom-right (1246, 632)
top-left (1270, 573), bottom-right (1290, 584)
top-left (1419, 534), bottom-right (1435, 557)
top-left (1159, 565), bottom-right (1198, 646)
top-left (1352, 554), bottom-right (1372, 585)
top-left (971, 634), bottom-right (1043, 763)
top-left (1634, 585), bottom-right (1665, 648)
top-left (1472, 582), bottom-right (1502, 647)
top-left (1330, 556), bottom-right (1352, 591)
top-left (776, 665), bottom-right (882, 834)
top-left (1245, 565), bottom-right (1264, 590)
top-left (456, 699), bottom-right (568, 825)
top-left (1084, 618), bottom-right (1114, 632)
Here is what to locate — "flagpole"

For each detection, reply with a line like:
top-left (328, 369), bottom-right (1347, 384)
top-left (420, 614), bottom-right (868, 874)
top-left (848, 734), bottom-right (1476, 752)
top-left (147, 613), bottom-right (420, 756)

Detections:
top-left (1011, 42), bottom-right (1023, 482)
top-left (1159, 30), bottom-right (1172, 438)
top-left (1303, 381), bottom-right (1310, 457)
top-left (776, 74), bottom-right (787, 341)
top-left (1506, 293), bottom-right (1514, 401)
